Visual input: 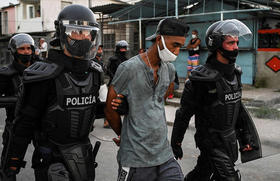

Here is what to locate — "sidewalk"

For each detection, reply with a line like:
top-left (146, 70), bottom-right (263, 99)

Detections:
top-left (167, 87), bottom-right (280, 109)
top-left (165, 86), bottom-right (280, 151)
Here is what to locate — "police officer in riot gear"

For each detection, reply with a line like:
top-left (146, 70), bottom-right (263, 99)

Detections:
top-left (0, 33), bottom-right (37, 181)
top-left (1, 4), bottom-right (103, 181)
top-left (107, 40), bottom-right (128, 85)
top-left (171, 19), bottom-right (262, 181)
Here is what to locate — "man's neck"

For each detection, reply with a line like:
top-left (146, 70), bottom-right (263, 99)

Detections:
top-left (146, 44), bottom-right (161, 68)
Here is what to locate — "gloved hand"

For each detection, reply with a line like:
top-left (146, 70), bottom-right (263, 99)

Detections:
top-left (112, 94), bottom-right (129, 115)
top-left (240, 143), bottom-right (257, 152)
top-left (0, 165), bottom-right (18, 181)
top-left (171, 143), bottom-right (183, 160)
top-left (3, 157), bottom-right (25, 177)
top-left (4, 167), bottom-right (18, 178)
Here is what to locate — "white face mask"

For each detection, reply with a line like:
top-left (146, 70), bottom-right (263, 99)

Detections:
top-left (157, 36), bottom-right (177, 62)
top-left (192, 34), bottom-right (197, 39)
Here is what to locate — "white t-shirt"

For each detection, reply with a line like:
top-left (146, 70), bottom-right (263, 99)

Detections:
top-left (40, 42), bottom-right (48, 52)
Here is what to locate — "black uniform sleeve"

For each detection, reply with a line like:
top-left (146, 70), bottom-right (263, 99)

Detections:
top-left (8, 79), bottom-right (55, 159)
top-left (171, 80), bottom-right (197, 145)
top-left (106, 58), bottom-right (113, 78)
top-left (0, 75), bottom-right (11, 95)
top-left (236, 102), bottom-right (253, 146)
top-left (107, 56), bottom-right (119, 79)
top-left (95, 101), bottom-right (105, 119)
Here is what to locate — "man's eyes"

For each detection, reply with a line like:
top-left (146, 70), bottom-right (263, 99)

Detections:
top-left (227, 41), bottom-right (238, 45)
top-left (173, 43), bottom-right (182, 47)
top-left (19, 47), bottom-right (31, 50)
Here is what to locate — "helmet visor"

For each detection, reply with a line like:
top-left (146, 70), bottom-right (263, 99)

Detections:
top-left (213, 19), bottom-right (252, 40)
top-left (14, 36), bottom-right (34, 49)
top-left (62, 22), bottom-right (101, 60)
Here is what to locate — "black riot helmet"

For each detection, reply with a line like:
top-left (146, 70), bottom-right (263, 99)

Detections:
top-left (205, 19), bottom-right (252, 52)
top-left (8, 33), bottom-right (35, 54)
top-left (54, 4), bottom-right (101, 60)
top-left (8, 33), bottom-right (35, 64)
top-left (115, 40), bottom-right (128, 52)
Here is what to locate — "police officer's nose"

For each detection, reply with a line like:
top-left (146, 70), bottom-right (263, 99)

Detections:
top-left (233, 42), bottom-right (238, 50)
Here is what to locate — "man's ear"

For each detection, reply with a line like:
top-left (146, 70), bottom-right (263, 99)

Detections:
top-left (156, 35), bottom-right (163, 49)
top-left (155, 35), bottom-right (161, 43)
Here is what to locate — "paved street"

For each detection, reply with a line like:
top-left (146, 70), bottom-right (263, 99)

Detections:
top-left (0, 107), bottom-right (280, 180)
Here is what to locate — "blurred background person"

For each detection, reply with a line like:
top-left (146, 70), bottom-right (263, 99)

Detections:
top-left (39, 38), bottom-right (48, 60)
top-left (186, 29), bottom-right (200, 79)
top-left (107, 40), bottom-right (128, 86)
top-left (0, 33), bottom-right (37, 180)
top-left (92, 45), bottom-right (110, 128)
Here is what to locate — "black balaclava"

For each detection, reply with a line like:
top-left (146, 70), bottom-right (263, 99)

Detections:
top-left (63, 55), bottom-right (89, 80)
top-left (48, 49), bottom-right (89, 80)
top-left (219, 48), bottom-right (238, 64)
top-left (15, 53), bottom-right (32, 64)
top-left (208, 53), bottom-right (235, 81)
top-left (217, 35), bottom-right (239, 64)
top-left (12, 58), bottom-right (26, 75)
top-left (115, 46), bottom-right (127, 62)
top-left (65, 36), bottom-right (92, 57)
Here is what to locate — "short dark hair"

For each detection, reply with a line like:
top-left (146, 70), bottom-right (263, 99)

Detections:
top-left (192, 30), bottom-right (198, 34)
top-left (146, 18), bottom-right (189, 41)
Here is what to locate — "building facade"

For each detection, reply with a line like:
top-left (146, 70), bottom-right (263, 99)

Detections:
top-left (0, 0), bottom-right (91, 65)
top-left (110, 0), bottom-right (280, 88)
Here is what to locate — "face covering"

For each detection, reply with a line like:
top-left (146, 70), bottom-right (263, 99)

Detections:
top-left (118, 51), bottom-right (126, 57)
top-left (95, 53), bottom-right (102, 58)
top-left (157, 36), bottom-right (177, 62)
top-left (192, 34), bottom-right (197, 39)
top-left (15, 54), bottom-right (32, 64)
top-left (220, 48), bottom-right (238, 64)
top-left (66, 36), bottom-right (92, 58)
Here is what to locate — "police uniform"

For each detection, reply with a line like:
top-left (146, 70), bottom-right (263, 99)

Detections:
top-left (0, 61), bottom-right (24, 123)
top-left (5, 49), bottom-right (103, 181)
top-left (171, 54), bottom-right (261, 181)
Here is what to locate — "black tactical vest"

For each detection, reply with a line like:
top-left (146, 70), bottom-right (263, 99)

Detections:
top-left (41, 71), bottom-right (100, 145)
top-left (197, 72), bottom-right (242, 131)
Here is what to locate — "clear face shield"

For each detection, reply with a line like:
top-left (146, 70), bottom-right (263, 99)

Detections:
top-left (61, 20), bottom-right (101, 60)
top-left (212, 19), bottom-right (252, 40)
top-left (15, 39), bottom-right (34, 50)
top-left (9, 34), bottom-right (35, 52)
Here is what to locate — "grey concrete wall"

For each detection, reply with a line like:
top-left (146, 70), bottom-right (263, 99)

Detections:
top-left (256, 51), bottom-right (280, 89)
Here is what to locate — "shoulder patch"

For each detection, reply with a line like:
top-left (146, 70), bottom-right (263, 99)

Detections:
top-left (189, 65), bottom-right (220, 82)
top-left (90, 60), bottom-right (103, 73)
top-left (23, 61), bottom-right (62, 83)
top-left (0, 64), bottom-right (18, 76)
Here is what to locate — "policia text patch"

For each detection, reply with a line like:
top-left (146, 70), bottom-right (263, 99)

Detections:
top-left (63, 93), bottom-right (96, 108)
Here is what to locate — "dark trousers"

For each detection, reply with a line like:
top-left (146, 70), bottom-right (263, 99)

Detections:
top-left (118, 158), bottom-right (184, 181)
top-left (185, 149), bottom-right (240, 181)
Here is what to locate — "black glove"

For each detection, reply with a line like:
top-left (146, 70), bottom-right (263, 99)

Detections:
top-left (171, 143), bottom-right (183, 160)
top-left (115, 96), bottom-right (129, 115)
top-left (2, 158), bottom-right (26, 177)
top-left (4, 168), bottom-right (18, 178)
